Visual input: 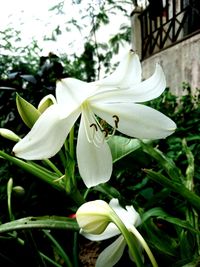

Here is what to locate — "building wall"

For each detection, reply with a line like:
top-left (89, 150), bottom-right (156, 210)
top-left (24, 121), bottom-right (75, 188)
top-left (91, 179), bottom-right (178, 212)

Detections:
top-left (141, 32), bottom-right (200, 95)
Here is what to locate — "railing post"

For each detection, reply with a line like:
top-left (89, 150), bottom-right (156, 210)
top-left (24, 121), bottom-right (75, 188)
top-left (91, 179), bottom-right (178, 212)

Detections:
top-left (172, 0), bottom-right (176, 41)
top-left (130, 6), bottom-right (143, 59)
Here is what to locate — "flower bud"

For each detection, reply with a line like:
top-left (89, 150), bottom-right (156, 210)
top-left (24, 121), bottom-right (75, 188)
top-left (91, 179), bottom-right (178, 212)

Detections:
top-left (12, 186), bottom-right (25, 196)
top-left (38, 94), bottom-right (56, 113)
top-left (16, 93), bottom-right (41, 128)
top-left (76, 200), bottom-right (113, 234)
top-left (0, 128), bottom-right (21, 142)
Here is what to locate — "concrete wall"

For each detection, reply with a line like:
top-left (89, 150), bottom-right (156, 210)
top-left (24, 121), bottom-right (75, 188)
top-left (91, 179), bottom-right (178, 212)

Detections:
top-left (141, 32), bottom-right (200, 95)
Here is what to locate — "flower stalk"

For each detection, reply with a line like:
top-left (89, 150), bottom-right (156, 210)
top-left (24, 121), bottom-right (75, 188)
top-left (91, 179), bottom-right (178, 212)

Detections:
top-left (110, 209), bottom-right (158, 267)
top-left (109, 210), bottom-right (144, 267)
top-left (128, 224), bottom-right (158, 267)
top-left (0, 150), bottom-right (62, 190)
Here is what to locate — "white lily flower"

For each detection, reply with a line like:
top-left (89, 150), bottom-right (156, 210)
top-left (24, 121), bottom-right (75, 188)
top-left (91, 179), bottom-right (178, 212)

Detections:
top-left (13, 50), bottom-right (176, 187)
top-left (79, 199), bottom-right (142, 267)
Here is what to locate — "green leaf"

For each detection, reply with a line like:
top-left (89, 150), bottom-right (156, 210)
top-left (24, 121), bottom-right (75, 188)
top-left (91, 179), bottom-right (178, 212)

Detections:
top-left (179, 230), bottom-right (196, 262)
top-left (141, 141), bottom-right (183, 182)
top-left (142, 207), bottom-right (200, 234)
top-left (142, 207), bottom-right (169, 223)
top-left (108, 136), bottom-right (149, 163)
top-left (0, 216), bottom-right (79, 234)
top-left (142, 219), bottom-right (178, 257)
top-left (94, 183), bottom-right (121, 199)
top-left (144, 169), bottom-right (200, 211)
top-left (43, 230), bottom-right (73, 267)
top-left (163, 217), bottom-right (200, 234)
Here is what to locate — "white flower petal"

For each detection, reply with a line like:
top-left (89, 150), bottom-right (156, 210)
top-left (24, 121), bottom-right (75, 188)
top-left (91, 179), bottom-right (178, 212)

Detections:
top-left (81, 222), bottom-right (120, 241)
top-left (109, 199), bottom-right (141, 229)
top-left (90, 64), bottom-right (166, 104)
top-left (128, 241), bottom-right (144, 263)
top-left (13, 104), bottom-right (80, 160)
top-left (92, 103), bottom-right (176, 139)
top-left (56, 78), bottom-right (96, 118)
top-left (126, 206), bottom-right (142, 227)
top-left (130, 63), bottom-right (166, 102)
top-left (95, 51), bottom-right (141, 88)
top-left (96, 235), bottom-right (126, 267)
top-left (76, 113), bottom-right (113, 188)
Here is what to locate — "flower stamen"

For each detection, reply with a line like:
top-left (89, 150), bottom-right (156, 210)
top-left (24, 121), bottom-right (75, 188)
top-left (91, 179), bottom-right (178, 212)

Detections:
top-left (89, 123), bottom-right (98, 144)
top-left (102, 129), bottom-right (109, 138)
top-left (90, 123), bottom-right (98, 132)
top-left (89, 123), bottom-right (103, 147)
top-left (112, 115), bottom-right (119, 129)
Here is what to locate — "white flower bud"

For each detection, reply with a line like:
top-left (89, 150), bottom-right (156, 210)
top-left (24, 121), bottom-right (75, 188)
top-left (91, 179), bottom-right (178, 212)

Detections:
top-left (38, 94), bottom-right (56, 113)
top-left (0, 128), bottom-right (21, 142)
top-left (76, 200), bottom-right (113, 234)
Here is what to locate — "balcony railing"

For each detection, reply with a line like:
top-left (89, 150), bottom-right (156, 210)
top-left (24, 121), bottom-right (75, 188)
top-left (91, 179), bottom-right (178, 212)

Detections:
top-left (139, 0), bottom-right (200, 59)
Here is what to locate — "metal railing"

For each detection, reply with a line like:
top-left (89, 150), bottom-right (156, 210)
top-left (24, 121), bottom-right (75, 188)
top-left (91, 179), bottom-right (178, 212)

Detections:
top-left (139, 0), bottom-right (200, 59)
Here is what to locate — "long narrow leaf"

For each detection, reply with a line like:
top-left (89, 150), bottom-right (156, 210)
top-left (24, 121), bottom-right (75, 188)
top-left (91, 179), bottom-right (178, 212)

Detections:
top-left (142, 207), bottom-right (200, 234)
top-left (0, 216), bottom-right (79, 234)
top-left (145, 169), bottom-right (200, 211)
top-left (43, 230), bottom-right (73, 267)
top-left (141, 141), bottom-right (183, 182)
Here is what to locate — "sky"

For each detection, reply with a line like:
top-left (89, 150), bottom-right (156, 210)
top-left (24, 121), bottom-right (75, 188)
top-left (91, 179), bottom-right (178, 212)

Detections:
top-left (0, 0), bottom-right (134, 57)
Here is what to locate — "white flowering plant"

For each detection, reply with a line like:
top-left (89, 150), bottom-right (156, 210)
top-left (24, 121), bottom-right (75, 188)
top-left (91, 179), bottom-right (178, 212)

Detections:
top-left (0, 49), bottom-right (200, 267)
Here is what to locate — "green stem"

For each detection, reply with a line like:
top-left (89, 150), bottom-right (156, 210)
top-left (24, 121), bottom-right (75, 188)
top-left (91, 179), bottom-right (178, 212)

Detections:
top-left (43, 159), bottom-right (63, 176)
top-left (43, 230), bottom-right (73, 267)
top-left (145, 169), bottom-right (200, 211)
top-left (69, 188), bottom-right (85, 206)
top-left (69, 126), bottom-right (75, 159)
top-left (1, 150), bottom-right (85, 205)
top-left (110, 211), bottom-right (144, 267)
top-left (0, 151), bottom-right (63, 191)
top-left (39, 252), bottom-right (63, 267)
top-left (58, 149), bottom-right (67, 169)
top-left (68, 126), bottom-right (76, 187)
top-left (73, 232), bottom-right (79, 267)
top-left (129, 225), bottom-right (158, 267)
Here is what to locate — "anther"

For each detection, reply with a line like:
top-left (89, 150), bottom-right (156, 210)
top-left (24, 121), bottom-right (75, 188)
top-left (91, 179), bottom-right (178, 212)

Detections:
top-left (102, 129), bottom-right (109, 138)
top-left (90, 123), bottom-right (98, 131)
top-left (112, 115), bottom-right (119, 128)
